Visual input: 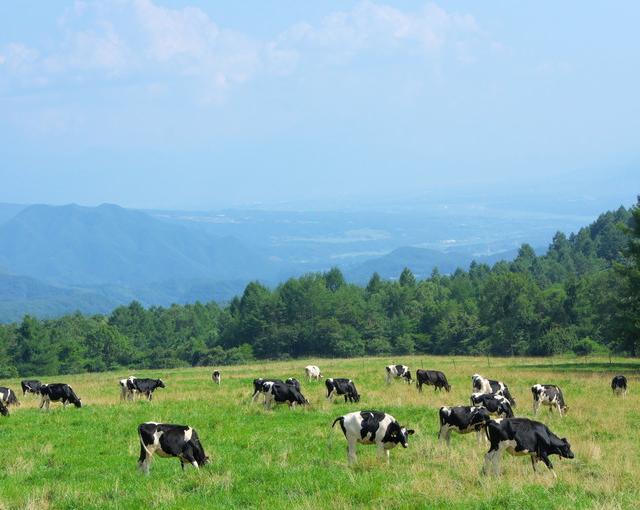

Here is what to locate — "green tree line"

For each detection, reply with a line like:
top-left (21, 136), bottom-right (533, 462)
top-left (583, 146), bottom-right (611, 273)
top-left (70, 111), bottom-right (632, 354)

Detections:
top-left (1, 200), bottom-right (639, 377)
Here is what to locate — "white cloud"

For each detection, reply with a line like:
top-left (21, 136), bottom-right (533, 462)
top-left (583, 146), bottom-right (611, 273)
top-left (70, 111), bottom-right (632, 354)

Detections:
top-left (0, 1), bottom-right (490, 98)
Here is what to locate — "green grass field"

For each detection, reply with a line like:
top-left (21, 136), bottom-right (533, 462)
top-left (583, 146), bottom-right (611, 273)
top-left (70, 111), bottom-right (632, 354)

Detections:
top-left (0, 356), bottom-right (638, 510)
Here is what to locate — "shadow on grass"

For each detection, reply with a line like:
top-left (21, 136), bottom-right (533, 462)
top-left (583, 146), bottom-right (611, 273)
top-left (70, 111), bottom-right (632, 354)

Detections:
top-left (519, 361), bottom-right (640, 373)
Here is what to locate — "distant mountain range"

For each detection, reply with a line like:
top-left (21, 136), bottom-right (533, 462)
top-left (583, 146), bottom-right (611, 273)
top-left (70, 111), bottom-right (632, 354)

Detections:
top-left (0, 198), bottom-right (608, 322)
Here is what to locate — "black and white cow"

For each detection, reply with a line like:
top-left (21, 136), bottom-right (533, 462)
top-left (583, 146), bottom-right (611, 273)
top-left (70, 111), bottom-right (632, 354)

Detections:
top-left (438, 406), bottom-right (492, 446)
top-left (251, 378), bottom-right (284, 402)
top-left (611, 375), bottom-right (627, 397)
top-left (304, 365), bottom-right (323, 381)
top-left (137, 422), bottom-right (209, 474)
top-left (416, 369), bottom-right (451, 392)
top-left (470, 393), bottom-right (514, 418)
top-left (326, 378), bottom-right (360, 403)
top-left (0, 387), bottom-right (20, 407)
top-left (385, 365), bottom-right (412, 384)
top-left (39, 383), bottom-right (82, 409)
top-left (262, 381), bottom-right (308, 409)
top-left (285, 377), bottom-right (301, 392)
top-left (0, 400), bottom-right (8, 417)
top-left (531, 384), bottom-right (568, 416)
top-left (21, 380), bottom-right (42, 396)
top-left (119, 376), bottom-right (137, 401)
top-left (127, 378), bottom-right (165, 401)
top-left (483, 418), bottom-right (574, 478)
top-left (332, 410), bottom-right (414, 464)
top-left (472, 374), bottom-right (516, 407)
top-left (212, 371), bottom-right (221, 385)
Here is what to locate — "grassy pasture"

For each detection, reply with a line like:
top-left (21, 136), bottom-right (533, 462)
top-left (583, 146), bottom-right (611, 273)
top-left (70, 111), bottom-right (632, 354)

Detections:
top-left (0, 355), bottom-right (638, 510)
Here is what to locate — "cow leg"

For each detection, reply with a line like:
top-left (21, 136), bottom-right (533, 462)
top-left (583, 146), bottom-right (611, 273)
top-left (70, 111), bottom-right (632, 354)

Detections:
top-left (39, 396), bottom-right (45, 409)
top-left (556, 402), bottom-right (563, 417)
top-left (147, 391), bottom-right (153, 401)
top-left (138, 444), bottom-right (151, 475)
top-left (533, 400), bottom-right (539, 416)
top-left (530, 455), bottom-right (538, 473)
top-left (538, 452), bottom-right (556, 478)
top-left (483, 449), bottom-right (496, 476)
top-left (251, 390), bottom-right (260, 402)
top-left (347, 441), bottom-right (357, 465)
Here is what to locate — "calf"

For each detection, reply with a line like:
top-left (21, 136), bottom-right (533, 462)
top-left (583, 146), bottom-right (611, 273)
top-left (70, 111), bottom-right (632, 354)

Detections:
top-left (0, 387), bottom-right (20, 407)
top-left (212, 371), bottom-right (221, 385)
top-left (472, 374), bottom-right (516, 407)
top-left (438, 406), bottom-right (492, 446)
top-left (262, 381), bottom-right (308, 409)
top-left (40, 383), bottom-right (82, 409)
top-left (483, 418), bottom-right (574, 478)
top-left (611, 375), bottom-right (627, 396)
top-left (138, 422), bottom-right (209, 474)
top-left (0, 400), bottom-right (9, 417)
top-left (531, 384), bottom-right (567, 417)
top-left (305, 365), bottom-right (323, 381)
top-left (127, 378), bottom-right (165, 401)
top-left (326, 378), bottom-right (360, 403)
top-left (332, 410), bottom-right (414, 464)
top-left (470, 393), bottom-right (514, 418)
top-left (21, 380), bottom-right (42, 396)
top-left (416, 369), bottom-right (451, 392)
top-left (251, 378), bottom-right (283, 402)
top-left (285, 377), bottom-right (301, 392)
top-left (385, 365), bottom-right (412, 385)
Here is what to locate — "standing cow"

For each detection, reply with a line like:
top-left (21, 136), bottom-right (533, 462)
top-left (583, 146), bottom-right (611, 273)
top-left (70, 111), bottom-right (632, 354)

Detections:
top-left (0, 387), bottom-right (20, 407)
top-left (138, 422), bottom-right (209, 474)
top-left (212, 371), bottom-right (221, 385)
top-left (251, 378), bottom-right (284, 402)
top-left (326, 378), bottom-right (360, 403)
top-left (531, 384), bottom-right (568, 417)
top-left (416, 370), bottom-right (451, 392)
top-left (470, 393), bottom-right (514, 418)
top-left (262, 381), bottom-right (308, 409)
top-left (305, 365), bottom-right (323, 381)
top-left (438, 406), bottom-right (492, 446)
top-left (119, 376), bottom-right (137, 401)
top-left (611, 375), bottom-right (627, 397)
top-left (483, 418), bottom-right (574, 478)
top-left (127, 378), bottom-right (165, 401)
top-left (21, 380), bottom-right (42, 396)
top-left (40, 383), bottom-right (82, 409)
top-left (385, 365), bottom-right (412, 385)
top-left (472, 374), bottom-right (516, 407)
top-left (332, 411), bottom-right (414, 464)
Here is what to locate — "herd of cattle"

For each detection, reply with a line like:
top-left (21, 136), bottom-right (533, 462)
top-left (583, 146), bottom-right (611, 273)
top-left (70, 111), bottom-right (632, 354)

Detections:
top-left (0, 365), bottom-right (630, 477)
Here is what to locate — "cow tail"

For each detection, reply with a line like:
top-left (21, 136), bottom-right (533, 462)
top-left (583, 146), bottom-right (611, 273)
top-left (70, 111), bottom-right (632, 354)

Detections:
top-left (327, 416), bottom-right (344, 450)
top-left (331, 416), bottom-right (344, 429)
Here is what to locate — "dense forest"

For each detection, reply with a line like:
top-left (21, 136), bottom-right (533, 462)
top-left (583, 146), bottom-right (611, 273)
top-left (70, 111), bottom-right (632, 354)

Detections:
top-left (0, 200), bottom-right (639, 378)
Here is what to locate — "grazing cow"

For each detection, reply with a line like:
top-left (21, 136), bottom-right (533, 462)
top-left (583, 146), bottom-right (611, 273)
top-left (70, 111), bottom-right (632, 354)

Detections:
top-left (137, 422), bottom-right (209, 474)
top-left (305, 365), bottom-right (323, 381)
top-left (332, 410), bottom-right (414, 464)
top-left (263, 381), bottom-right (308, 409)
top-left (326, 378), bottom-right (360, 403)
top-left (0, 387), bottom-right (20, 407)
top-left (483, 418), bottom-right (574, 478)
top-left (0, 400), bottom-right (8, 417)
top-left (416, 369), bottom-right (451, 392)
top-left (385, 365), bottom-right (412, 384)
top-left (251, 378), bottom-right (284, 402)
top-left (40, 383), bottom-right (82, 409)
top-left (212, 371), bottom-right (221, 385)
top-left (21, 380), bottom-right (42, 396)
top-left (470, 393), bottom-right (514, 418)
top-left (472, 374), bottom-right (516, 407)
top-left (127, 378), bottom-right (165, 401)
top-left (611, 375), bottom-right (627, 396)
top-left (285, 377), bottom-right (301, 392)
top-left (531, 384), bottom-right (568, 417)
top-left (438, 406), bottom-right (492, 446)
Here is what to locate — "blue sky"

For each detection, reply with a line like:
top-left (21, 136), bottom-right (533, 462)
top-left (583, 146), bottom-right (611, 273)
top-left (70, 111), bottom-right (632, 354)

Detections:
top-left (1, 1), bottom-right (639, 209)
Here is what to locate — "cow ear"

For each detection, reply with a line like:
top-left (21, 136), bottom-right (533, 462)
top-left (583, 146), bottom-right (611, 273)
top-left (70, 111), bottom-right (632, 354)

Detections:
top-left (407, 429), bottom-right (415, 435)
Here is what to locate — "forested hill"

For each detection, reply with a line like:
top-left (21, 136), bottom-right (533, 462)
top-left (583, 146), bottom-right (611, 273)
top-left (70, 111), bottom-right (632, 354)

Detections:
top-left (0, 202), bottom-right (638, 377)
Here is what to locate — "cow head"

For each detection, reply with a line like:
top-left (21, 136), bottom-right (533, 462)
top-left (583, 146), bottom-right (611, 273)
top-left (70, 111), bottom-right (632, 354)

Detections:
top-left (157, 379), bottom-right (166, 388)
top-left (385, 421), bottom-right (415, 448)
top-left (472, 374), bottom-right (482, 390)
top-left (0, 403), bottom-right (9, 417)
top-left (445, 382), bottom-right (451, 392)
top-left (555, 437), bottom-right (574, 459)
top-left (470, 407), bottom-right (492, 428)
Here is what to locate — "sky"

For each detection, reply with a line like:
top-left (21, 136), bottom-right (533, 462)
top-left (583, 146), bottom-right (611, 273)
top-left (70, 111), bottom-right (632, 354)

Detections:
top-left (1, 1), bottom-right (639, 210)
